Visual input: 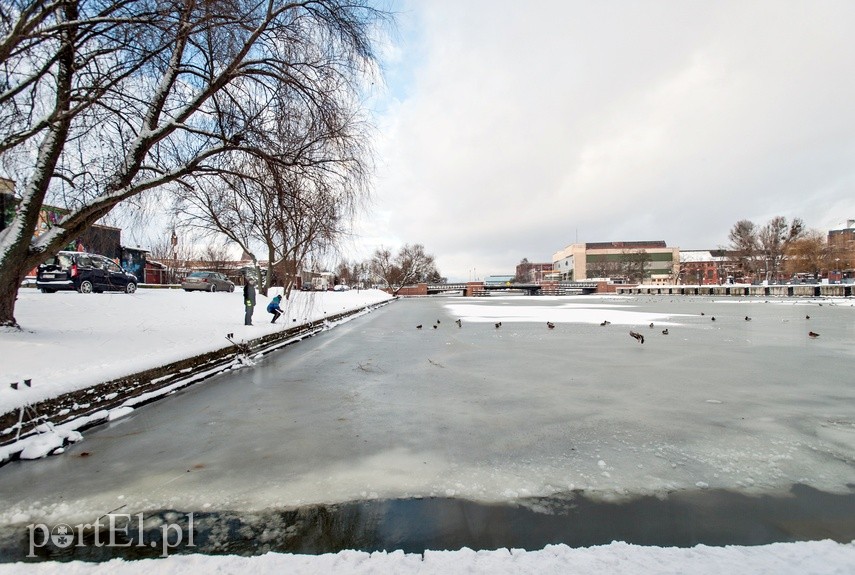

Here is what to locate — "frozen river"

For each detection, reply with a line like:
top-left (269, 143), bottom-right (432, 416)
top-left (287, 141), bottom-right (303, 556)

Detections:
top-left (1, 294), bottom-right (854, 558)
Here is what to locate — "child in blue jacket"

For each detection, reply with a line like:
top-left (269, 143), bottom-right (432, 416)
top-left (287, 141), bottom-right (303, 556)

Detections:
top-left (267, 294), bottom-right (284, 324)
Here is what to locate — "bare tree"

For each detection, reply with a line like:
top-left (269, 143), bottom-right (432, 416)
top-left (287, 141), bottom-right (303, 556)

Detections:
top-left (395, 243), bottom-right (438, 288)
top-left (585, 257), bottom-right (606, 279)
top-left (199, 240), bottom-right (232, 275)
top-left (620, 249), bottom-right (652, 283)
top-left (784, 229), bottom-right (828, 279)
top-left (335, 260), bottom-right (351, 284)
top-left (586, 257), bottom-right (622, 280)
top-left (369, 244), bottom-right (439, 295)
top-left (175, 147), bottom-right (364, 298)
top-left (335, 259), bottom-right (362, 285)
top-left (369, 246), bottom-right (398, 291)
top-left (147, 227), bottom-right (199, 283)
top-left (758, 216), bottom-right (803, 283)
top-left (0, 0), bottom-right (388, 327)
top-left (170, 53), bottom-right (373, 298)
top-left (728, 219), bottom-right (759, 281)
top-left (425, 268), bottom-right (443, 284)
top-left (514, 258), bottom-right (533, 283)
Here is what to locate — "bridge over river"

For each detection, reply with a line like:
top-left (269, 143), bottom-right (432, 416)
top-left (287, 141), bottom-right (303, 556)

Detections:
top-left (410, 281), bottom-right (853, 298)
top-left (426, 281), bottom-right (600, 296)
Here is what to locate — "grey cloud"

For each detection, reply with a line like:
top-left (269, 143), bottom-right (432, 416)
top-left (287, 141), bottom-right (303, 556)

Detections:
top-left (363, 0), bottom-right (855, 280)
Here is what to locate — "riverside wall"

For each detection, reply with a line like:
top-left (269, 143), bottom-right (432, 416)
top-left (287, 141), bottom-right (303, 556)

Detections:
top-left (616, 284), bottom-right (853, 297)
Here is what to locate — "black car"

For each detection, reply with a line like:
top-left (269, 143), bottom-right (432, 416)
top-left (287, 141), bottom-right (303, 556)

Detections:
top-left (36, 251), bottom-right (138, 294)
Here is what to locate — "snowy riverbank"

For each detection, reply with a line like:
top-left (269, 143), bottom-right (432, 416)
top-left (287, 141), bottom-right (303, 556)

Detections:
top-left (0, 287), bottom-right (394, 415)
top-left (2, 540), bottom-right (854, 574)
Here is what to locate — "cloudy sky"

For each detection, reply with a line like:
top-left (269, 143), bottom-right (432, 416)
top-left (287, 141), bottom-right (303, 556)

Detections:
top-left (343, 0), bottom-right (855, 281)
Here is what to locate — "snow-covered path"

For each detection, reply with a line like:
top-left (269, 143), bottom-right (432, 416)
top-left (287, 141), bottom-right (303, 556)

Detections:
top-left (1, 288), bottom-right (393, 414)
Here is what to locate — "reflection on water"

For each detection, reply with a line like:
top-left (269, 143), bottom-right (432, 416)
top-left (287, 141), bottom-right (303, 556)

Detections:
top-left (4, 484), bottom-right (855, 562)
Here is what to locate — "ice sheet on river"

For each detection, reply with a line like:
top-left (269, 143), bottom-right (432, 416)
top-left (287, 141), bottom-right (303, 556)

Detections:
top-left (1, 295), bottom-right (853, 524)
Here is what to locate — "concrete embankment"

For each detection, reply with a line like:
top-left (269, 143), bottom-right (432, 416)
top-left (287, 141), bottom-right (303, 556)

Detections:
top-left (0, 298), bottom-right (395, 464)
top-left (618, 284), bottom-right (853, 297)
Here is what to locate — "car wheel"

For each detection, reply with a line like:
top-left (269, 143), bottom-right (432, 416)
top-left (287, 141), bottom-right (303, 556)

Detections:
top-left (125, 282), bottom-right (137, 294)
top-left (209, 284), bottom-right (217, 292)
top-left (79, 280), bottom-right (94, 294)
top-left (229, 285), bottom-right (235, 292)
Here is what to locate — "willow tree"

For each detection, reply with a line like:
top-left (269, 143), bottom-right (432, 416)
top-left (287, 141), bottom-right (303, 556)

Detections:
top-left (0, 0), bottom-right (388, 327)
top-left (172, 84), bottom-right (371, 298)
top-left (175, 156), bottom-right (365, 298)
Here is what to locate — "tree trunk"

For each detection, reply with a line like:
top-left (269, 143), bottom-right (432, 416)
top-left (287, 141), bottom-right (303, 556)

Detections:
top-left (0, 0), bottom-right (78, 328)
top-left (0, 261), bottom-right (28, 329)
top-left (0, 195), bottom-right (51, 327)
top-left (252, 259), bottom-right (267, 297)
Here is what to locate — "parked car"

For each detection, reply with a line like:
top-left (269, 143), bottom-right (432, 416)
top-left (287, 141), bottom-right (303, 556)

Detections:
top-left (36, 251), bottom-right (138, 294)
top-left (181, 271), bottom-right (235, 292)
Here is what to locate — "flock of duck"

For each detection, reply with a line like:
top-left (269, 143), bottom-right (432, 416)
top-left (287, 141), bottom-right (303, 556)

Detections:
top-left (416, 318), bottom-right (464, 330)
top-left (416, 311), bottom-right (821, 343)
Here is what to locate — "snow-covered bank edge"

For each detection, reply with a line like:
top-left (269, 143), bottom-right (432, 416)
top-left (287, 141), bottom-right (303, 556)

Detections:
top-left (0, 298), bottom-right (395, 465)
top-left (2, 540), bottom-right (854, 574)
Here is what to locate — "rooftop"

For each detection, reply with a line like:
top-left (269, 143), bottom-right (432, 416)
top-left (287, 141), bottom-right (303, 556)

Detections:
top-left (586, 241), bottom-right (667, 250)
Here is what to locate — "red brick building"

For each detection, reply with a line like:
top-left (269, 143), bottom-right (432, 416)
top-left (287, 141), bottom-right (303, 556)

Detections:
top-left (828, 220), bottom-right (855, 277)
top-left (678, 250), bottom-right (732, 285)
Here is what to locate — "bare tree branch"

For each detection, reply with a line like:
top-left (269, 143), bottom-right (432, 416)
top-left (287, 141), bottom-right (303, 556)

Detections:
top-left (0, 0), bottom-right (389, 327)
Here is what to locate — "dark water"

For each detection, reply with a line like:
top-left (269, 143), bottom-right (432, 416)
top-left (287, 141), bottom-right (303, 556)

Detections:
top-left (3, 483), bottom-right (854, 562)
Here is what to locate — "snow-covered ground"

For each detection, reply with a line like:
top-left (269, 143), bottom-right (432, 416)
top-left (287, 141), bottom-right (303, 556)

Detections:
top-left (1, 290), bottom-right (853, 573)
top-left (1, 287), bottom-right (393, 415)
top-left (1, 540), bottom-right (854, 574)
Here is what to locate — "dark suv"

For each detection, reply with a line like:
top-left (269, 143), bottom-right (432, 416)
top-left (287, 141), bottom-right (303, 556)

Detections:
top-left (36, 251), bottom-right (138, 294)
